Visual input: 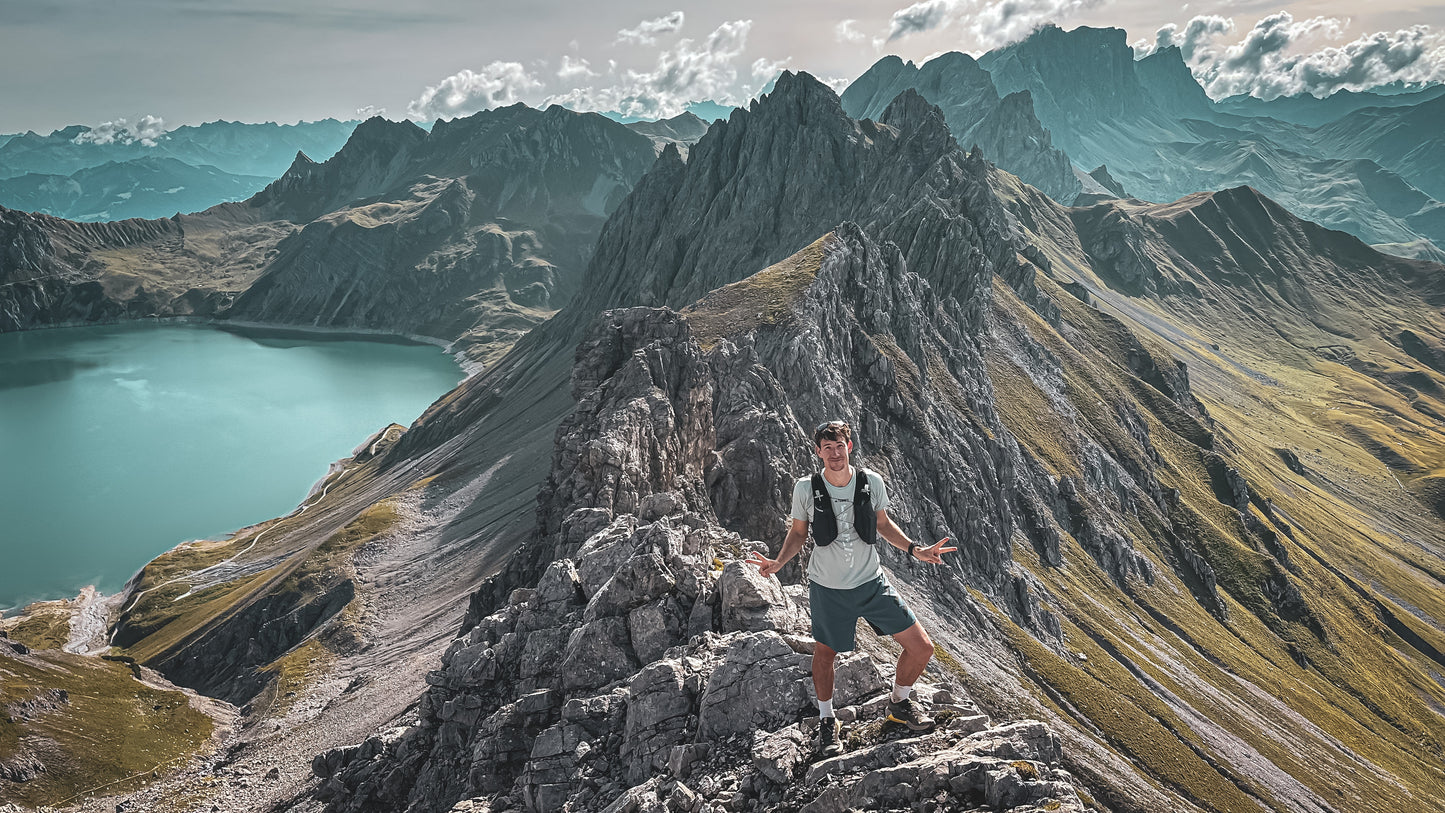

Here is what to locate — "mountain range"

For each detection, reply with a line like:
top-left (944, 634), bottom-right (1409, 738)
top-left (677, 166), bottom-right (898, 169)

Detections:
top-left (0, 119), bottom-right (357, 222)
top-left (0, 105), bottom-right (661, 365)
top-left (0, 157), bottom-right (271, 222)
top-left (972, 26), bottom-right (1445, 257)
top-left (2, 29), bottom-right (1445, 813)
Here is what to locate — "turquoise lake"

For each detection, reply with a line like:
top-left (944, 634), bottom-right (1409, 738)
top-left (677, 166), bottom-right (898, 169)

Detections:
top-left (0, 322), bottom-right (465, 610)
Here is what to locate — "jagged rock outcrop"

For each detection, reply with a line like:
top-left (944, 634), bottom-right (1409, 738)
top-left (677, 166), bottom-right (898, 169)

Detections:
top-left (566, 72), bottom-right (1028, 330)
top-left (841, 54), bottom-right (1082, 203)
top-left (316, 300), bottom-right (1093, 812)
top-left (1086, 165), bottom-right (1127, 198)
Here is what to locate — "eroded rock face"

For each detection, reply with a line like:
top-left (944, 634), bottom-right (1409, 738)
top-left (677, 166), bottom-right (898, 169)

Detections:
top-left (317, 283), bottom-right (1095, 812)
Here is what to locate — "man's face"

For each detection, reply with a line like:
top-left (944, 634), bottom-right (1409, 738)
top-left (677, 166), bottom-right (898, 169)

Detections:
top-left (816, 437), bottom-right (851, 471)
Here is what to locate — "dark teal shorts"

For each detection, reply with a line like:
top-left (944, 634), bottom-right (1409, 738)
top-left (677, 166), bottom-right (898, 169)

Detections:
top-left (809, 575), bottom-right (917, 653)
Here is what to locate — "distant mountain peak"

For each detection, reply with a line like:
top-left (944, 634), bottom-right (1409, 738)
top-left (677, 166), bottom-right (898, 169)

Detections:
top-left (347, 115), bottom-right (427, 145)
top-left (878, 88), bottom-right (954, 148)
top-left (752, 70), bottom-right (846, 116)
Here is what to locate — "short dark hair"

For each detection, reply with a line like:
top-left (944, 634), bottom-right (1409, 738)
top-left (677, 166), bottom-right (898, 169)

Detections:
top-left (813, 420), bottom-right (852, 447)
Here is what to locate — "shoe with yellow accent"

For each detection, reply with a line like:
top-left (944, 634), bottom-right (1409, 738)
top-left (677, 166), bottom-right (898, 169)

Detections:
top-left (885, 697), bottom-right (934, 732)
top-left (818, 716), bottom-right (845, 757)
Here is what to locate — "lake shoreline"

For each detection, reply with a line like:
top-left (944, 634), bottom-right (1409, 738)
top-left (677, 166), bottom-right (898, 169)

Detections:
top-left (0, 321), bottom-right (466, 612)
top-left (3, 315), bottom-right (487, 376)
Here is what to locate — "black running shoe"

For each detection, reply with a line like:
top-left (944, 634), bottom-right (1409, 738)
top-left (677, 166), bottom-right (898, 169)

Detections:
top-left (885, 697), bottom-right (934, 732)
top-left (818, 717), bottom-right (844, 757)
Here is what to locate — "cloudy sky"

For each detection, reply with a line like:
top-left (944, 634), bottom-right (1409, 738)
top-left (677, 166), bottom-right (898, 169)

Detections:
top-left (2, 0), bottom-right (1442, 134)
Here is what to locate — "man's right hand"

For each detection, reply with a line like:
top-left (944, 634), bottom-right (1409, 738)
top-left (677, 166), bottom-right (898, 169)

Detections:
top-left (746, 552), bottom-right (783, 579)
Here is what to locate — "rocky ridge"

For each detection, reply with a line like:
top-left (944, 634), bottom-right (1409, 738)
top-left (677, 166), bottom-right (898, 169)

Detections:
top-left (316, 233), bottom-right (1096, 812)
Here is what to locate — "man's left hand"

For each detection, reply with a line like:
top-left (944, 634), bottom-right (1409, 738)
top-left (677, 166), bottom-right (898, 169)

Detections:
top-left (914, 538), bottom-right (957, 564)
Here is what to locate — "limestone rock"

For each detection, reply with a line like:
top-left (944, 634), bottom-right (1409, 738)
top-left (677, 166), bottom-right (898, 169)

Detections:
top-left (717, 561), bottom-right (794, 633)
top-left (697, 632), bottom-right (811, 740)
top-left (562, 617), bottom-right (639, 692)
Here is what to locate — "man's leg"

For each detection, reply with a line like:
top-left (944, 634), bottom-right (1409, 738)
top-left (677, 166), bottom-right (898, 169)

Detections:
top-left (886, 623), bottom-right (936, 731)
top-left (813, 641), bottom-right (838, 705)
top-left (813, 641), bottom-right (844, 756)
top-left (890, 622), bottom-right (934, 693)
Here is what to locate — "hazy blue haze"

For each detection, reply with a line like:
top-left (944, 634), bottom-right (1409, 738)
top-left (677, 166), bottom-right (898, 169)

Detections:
top-left (0, 323), bottom-right (463, 610)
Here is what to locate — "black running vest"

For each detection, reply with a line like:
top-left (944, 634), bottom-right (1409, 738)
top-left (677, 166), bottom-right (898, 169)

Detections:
top-left (810, 469), bottom-right (877, 546)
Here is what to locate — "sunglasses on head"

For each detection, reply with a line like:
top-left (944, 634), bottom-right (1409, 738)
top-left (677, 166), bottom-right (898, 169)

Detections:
top-left (815, 420), bottom-right (849, 433)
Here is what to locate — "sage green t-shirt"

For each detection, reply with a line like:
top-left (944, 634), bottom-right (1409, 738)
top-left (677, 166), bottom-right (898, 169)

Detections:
top-left (790, 467), bottom-right (890, 589)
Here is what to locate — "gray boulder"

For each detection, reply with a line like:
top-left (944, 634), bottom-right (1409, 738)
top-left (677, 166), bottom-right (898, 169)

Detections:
top-left (697, 632), bottom-right (811, 740)
top-left (718, 561), bottom-right (794, 633)
top-left (622, 660), bottom-right (695, 785)
top-left (562, 617), bottom-right (639, 691)
top-left (628, 597), bottom-right (687, 665)
top-left (584, 551), bottom-right (678, 622)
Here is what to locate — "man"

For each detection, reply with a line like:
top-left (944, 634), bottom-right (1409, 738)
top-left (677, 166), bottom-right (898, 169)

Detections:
top-left (748, 420), bottom-right (956, 757)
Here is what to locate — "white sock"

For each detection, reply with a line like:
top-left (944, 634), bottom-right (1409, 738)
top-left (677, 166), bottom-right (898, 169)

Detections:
top-left (891, 683), bottom-right (912, 702)
top-left (818, 698), bottom-right (835, 718)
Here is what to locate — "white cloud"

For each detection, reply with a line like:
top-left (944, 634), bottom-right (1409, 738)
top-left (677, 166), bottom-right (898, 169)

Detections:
top-left (355, 105), bottom-right (387, 119)
top-left (836, 19), bottom-right (867, 44)
top-left (887, 0), bottom-right (961, 42)
top-left (74, 114), bottom-right (167, 147)
top-left (1152, 15), bottom-right (1234, 63)
top-left (968, 0), bottom-right (1109, 48)
top-left (1152, 13), bottom-right (1445, 100)
top-left (407, 62), bottom-right (544, 120)
top-left (549, 19), bottom-right (757, 120)
top-left (884, 0), bottom-right (1105, 47)
top-left (558, 55), bottom-right (597, 80)
top-left (616, 11), bottom-right (685, 46)
top-left (751, 55), bottom-right (790, 81)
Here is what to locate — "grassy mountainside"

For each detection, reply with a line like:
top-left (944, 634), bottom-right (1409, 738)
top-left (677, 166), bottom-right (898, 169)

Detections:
top-left (0, 643), bottom-right (216, 808)
top-left (976, 170), bottom-right (1445, 810)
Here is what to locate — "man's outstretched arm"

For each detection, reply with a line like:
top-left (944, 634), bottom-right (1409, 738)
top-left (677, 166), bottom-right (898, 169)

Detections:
top-left (876, 509), bottom-right (957, 564)
top-left (748, 518), bottom-right (809, 578)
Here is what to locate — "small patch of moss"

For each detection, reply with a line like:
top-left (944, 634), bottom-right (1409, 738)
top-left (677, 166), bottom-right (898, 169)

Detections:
top-left (844, 718), bottom-right (889, 750)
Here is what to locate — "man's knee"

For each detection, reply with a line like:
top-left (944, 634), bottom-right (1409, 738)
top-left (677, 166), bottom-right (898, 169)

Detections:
top-left (896, 623), bottom-right (934, 656)
top-left (814, 642), bottom-right (839, 666)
